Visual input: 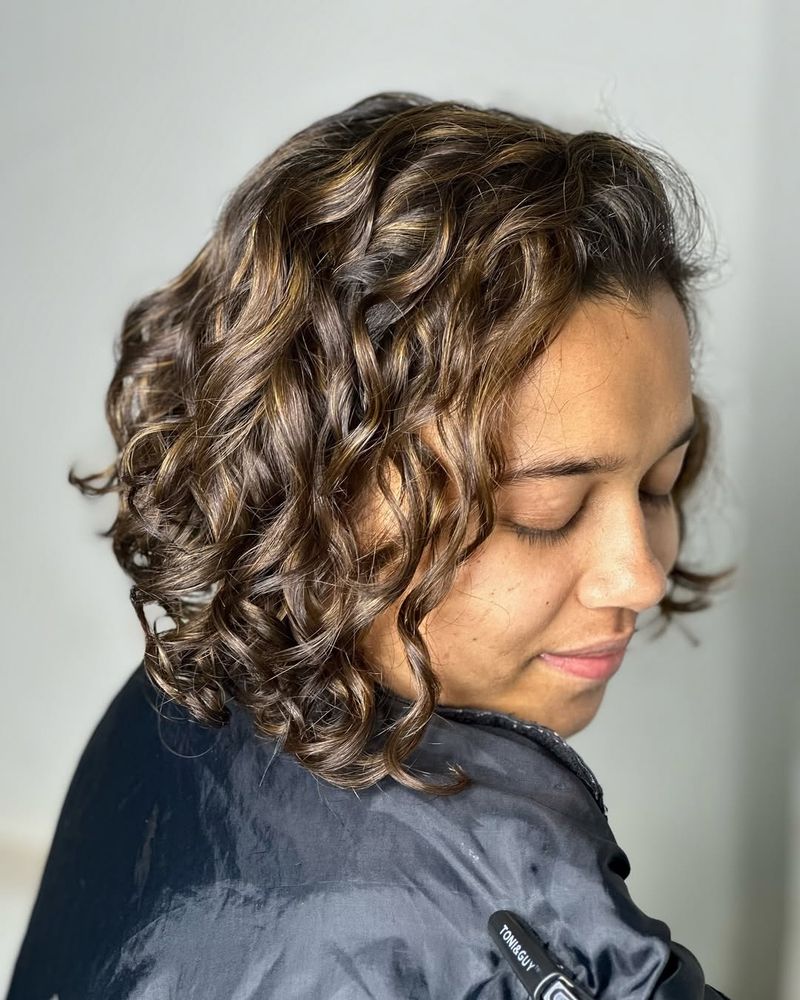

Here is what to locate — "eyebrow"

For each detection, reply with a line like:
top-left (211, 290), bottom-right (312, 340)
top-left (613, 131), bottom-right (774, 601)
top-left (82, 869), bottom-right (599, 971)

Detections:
top-left (500, 416), bottom-right (698, 485)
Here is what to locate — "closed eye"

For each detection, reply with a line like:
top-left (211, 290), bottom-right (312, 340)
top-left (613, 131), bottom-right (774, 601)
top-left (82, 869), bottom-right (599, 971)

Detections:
top-left (511, 489), bottom-right (674, 548)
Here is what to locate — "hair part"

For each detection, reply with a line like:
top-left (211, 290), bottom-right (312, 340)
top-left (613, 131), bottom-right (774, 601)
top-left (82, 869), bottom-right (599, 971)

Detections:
top-left (70, 91), bottom-right (736, 796)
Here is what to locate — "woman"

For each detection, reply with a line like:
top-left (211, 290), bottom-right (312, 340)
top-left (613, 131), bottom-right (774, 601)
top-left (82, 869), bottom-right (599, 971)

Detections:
top-left (8, 91), bottom-right (736, 998)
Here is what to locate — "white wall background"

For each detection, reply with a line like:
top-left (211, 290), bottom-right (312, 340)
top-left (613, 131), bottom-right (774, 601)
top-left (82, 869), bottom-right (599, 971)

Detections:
top-left (1, 2), bottom-right (797, 997)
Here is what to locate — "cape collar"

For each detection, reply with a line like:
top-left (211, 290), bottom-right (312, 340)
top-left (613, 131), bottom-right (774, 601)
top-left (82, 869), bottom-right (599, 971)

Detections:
top-left (376, 684), bottom-right (607, 816)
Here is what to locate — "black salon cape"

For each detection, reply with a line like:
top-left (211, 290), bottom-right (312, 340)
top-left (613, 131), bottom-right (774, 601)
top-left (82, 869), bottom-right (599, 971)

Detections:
top-left (7, 664), bottom-right (730, 999)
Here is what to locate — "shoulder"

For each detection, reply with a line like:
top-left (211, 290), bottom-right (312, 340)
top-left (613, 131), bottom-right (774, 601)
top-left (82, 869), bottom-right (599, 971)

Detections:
top-left (9, 667), bottom-right (622, 999)
top-left (8, 664), bottom-right (261, 997)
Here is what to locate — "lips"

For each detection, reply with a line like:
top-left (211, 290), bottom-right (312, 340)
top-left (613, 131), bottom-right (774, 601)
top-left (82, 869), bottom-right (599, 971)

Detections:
top-left (538, 649), bottom-right (626, 681)
top-left (535, 632), bottom-right (634, 681)
top-left (545, 633), bottom-right (634, 658)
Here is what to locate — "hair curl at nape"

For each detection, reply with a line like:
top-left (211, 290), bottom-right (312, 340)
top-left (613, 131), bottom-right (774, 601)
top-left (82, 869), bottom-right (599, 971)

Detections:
top-left (70, 90), bottom-right (737, 796)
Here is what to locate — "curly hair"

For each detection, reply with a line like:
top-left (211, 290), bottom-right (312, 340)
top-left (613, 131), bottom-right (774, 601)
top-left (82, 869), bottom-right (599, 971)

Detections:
top-left (70, 90), bottom-right (736, 796)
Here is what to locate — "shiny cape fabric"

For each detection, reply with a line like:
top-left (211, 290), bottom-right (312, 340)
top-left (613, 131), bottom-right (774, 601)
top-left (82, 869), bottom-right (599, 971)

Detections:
top-left (7, 664), bottom-right (730, 999)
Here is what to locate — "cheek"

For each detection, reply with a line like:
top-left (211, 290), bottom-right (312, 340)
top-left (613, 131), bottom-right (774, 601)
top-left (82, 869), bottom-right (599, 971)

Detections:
top-left (455, 534), bottom-right (576, 625)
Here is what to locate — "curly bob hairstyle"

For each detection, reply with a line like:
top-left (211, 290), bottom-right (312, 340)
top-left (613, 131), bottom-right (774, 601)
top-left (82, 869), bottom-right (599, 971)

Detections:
top-left (71, 90), bottom-right (736, 796)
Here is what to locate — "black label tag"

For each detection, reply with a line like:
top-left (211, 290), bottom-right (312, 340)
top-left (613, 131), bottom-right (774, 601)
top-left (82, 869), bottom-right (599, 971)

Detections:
top-left (487, 910), bottom-right (593, 999)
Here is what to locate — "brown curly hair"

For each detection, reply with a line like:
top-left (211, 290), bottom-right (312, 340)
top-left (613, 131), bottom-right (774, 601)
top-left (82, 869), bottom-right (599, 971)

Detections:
top-left (70, 90), bottom-right (736, 796)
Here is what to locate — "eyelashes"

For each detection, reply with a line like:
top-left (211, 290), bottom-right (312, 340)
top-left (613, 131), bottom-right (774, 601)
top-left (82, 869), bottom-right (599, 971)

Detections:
top-left (511, 491), bottom-right (675, 548)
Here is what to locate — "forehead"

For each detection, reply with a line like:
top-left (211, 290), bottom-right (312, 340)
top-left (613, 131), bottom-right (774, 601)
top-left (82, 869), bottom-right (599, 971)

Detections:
top-left (508, 288), bottom-right (693, 465)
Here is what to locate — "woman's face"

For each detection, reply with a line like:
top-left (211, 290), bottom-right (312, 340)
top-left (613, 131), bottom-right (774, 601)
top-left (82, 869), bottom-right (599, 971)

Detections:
top-left (361, 286), bottom-right (696, 737)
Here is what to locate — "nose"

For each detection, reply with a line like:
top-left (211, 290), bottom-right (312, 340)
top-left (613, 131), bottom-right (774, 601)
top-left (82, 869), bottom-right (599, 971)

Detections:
top-left (576, 499), bottom-right (669, 613)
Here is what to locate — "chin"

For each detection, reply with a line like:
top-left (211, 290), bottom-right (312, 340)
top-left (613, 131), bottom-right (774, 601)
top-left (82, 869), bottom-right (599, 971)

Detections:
top-left (558, 717), bottom-right (593, 739)
top-left (549, 695), bottom-right (605, 738)
top-left (566, 703), bottom-right (605, 737)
